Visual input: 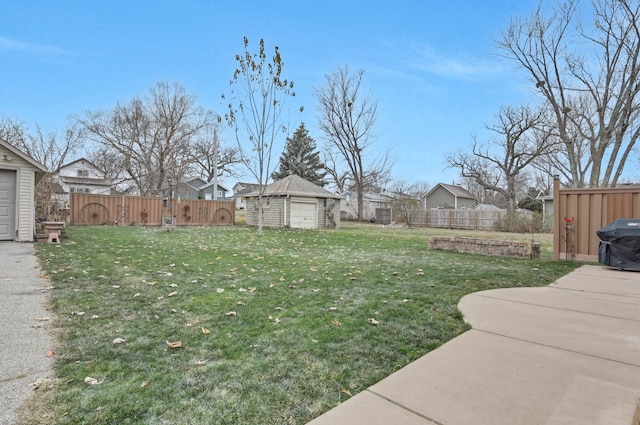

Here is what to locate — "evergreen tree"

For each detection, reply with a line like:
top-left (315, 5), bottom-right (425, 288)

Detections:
top-left (272, 122), bottom-right (327, 186)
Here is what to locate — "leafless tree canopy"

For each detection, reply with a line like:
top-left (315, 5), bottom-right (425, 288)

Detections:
top-left (78, 81), bottom-right (216, 196)
top-left (222, 37), bottom-right (296, 234)
top-left (189, 124), bottom-right (240, 183)
top-left (497, 0), bottom-right (640, 187)
top-left (0, 116), bottom-right (83, 203)
top-left (314, 65), bottom-right (391, 221)
top-left (446, 105), bottom-right (556, 215)
top-left (0, 116), bottom-right (82, 172)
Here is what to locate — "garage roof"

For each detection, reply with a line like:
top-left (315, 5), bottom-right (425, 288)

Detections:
top-left (245, 175), bottom-right (340, 199)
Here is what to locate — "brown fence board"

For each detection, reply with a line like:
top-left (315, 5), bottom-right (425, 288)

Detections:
top-left (553, 179), bottom-right (640, 261)
top-left (70, 194), bottom-right (235, 226)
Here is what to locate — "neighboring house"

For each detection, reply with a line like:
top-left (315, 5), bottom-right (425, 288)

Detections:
top-left (164, 179), bottom-right (229, 200)
top-left (244, 175), bottom-right (340, 229)
top-left (198, 181), bottom-right (229, 200)
top-left (423, 183), bottom-right (476, 209)
top-left (233, 182), bottom-right (260, 209)
top-left (340, 190), bottom-right (395, 221)
top-left (538, 193), bottom-right (554, 230)
top-left (0, 139), bottom-right (47, 241)
top-left (55, 158), bottom-right (112, 198)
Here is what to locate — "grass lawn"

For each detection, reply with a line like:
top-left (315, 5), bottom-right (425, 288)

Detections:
top-left (26, 223), bottom-right (580, 424)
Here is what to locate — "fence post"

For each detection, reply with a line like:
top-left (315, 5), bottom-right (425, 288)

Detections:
top-left (553, 176), bottom-right (561, 261)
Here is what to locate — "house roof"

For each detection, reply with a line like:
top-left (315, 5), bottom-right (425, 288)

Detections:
top-left (246, 175), bottom-right (339, 199)
top-left (0, 139), bottom-right (47, 173)
top-left (59, 157), bottom-right (101, 172)
top-left (60, 176), bottom-right (112, 186)
top-left (199, 180), bottom-right (229, 192)
top-left (187, 178), bottom-right (207, 189)
top-left (424, 183), bottom-right (476, 200)
top-left (234, 182), bottom-right (261, 196)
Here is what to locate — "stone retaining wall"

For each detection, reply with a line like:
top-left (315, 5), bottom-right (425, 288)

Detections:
top-left (428, 236), bottom-right (540, 259)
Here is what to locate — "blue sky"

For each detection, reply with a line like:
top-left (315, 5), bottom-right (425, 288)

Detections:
top-left (1, 1), bottom-right (543, 189)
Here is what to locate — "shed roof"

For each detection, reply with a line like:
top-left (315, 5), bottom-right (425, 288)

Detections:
top-left (246, 175), bottom-right (339, 199)
top-left (0, 139), bottom-right (47, 173)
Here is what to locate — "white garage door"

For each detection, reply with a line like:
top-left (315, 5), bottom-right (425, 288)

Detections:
top-left (0, 170), bottom-right (16, 240)
top-left (290, 202), bottom-right (317, 229)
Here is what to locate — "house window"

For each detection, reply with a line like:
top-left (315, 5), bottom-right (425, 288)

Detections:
top-left (77, 169), bottom-right (89, 177)
top-left (85, 188), bottom-right (90, 193)
top-left (217, 190), bottom-right (223, 198)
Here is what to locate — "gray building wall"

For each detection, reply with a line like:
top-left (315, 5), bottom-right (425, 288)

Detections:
top-left (425, 186), bottom-right (475, 209)
top-left (245, 196), bottom-right (340, 229)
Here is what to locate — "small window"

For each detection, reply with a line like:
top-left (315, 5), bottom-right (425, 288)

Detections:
top-left (85, 188), bottom-right (90, 193)
top-left (77, 169), bottom-right (89, 177)
top-left (69, 187), bottom-right (76, 193)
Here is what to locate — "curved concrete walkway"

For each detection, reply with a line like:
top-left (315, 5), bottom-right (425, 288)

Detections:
top-left (0, 243), bottom-right (54, 425)
top-left (308, 265), bottom-right (640, 425)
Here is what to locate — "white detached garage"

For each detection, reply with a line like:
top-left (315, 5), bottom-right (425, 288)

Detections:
top-left (244, 175), bottom-right (340, 230)
top-left (0, 139), bottom-right (47, 242)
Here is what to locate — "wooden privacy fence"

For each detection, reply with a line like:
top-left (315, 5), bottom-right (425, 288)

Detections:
top-left (70, 193), bottom-right (235, 226)
top-left (553, 178), bottom-right (640, 261)
top-left (390, 209), bottom-right (508, 230)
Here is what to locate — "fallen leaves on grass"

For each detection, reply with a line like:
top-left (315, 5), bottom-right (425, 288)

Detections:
top-left (71, 311), bottom-right (85, 316)
top-left (112, 338), bottom-right (126, 344)
top-left (341, 388), bottom-right (353, 397)
top-left (202, 327), bottom-right (210, 334)
top-left (45, 350), bottom-right (55, 357)
top-left (166, 340), bottom-right (182, 348)
top-left (225, 311), bottom-right (237, 317)
top-left (332, 319), bottom-right (341, 326)
top-left (84, 377), bottom-right (104, 385)
top-left (367, 318), bottom-right (380, 326)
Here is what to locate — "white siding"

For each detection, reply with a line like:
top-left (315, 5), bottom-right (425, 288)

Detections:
top-left (0, 145), bottom-right (41, 241)
top-left (17, 169), bottom-right (36, 241)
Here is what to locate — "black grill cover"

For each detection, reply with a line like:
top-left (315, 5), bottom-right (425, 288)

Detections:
top-left (597, 218), bottom-right (640, 269)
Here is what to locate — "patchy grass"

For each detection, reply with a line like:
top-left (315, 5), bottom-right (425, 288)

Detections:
top-left (26, 224), bottom-right (578, 425)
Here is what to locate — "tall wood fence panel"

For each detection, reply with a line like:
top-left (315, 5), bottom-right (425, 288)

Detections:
top-left (553, 179), bottom-right (640, 261)
top-left (70, 193), bottom-right (235, 226)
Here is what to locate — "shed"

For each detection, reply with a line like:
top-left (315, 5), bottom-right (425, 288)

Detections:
top-left (244, 175), bottom-right (340, 229)
top-left (423, 183), bottom-right (476, 210)
top-left (0, 139), bottom-right (47, 241)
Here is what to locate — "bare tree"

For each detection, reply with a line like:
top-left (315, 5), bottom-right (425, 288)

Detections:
top-left (0, 116), bottom-right (82, 172)
top-left (79, 81), bottom-right (214, 196)
top-left (222, 37), bottom-right (296, 235)
top-left (0, 116), bottom-right (83, 205)
top-left (446, 105), bottom-right (555, 215)
top-left (387, 180), bottom-right (422, 226)
top-left (322, 148), bottom-right (350, 193)
top-left (497, 0), bottom-right (640, 187)
top-left (315, 65), bottom-right (391, 221)
top-left (189, 123), bottom-right (240, 183)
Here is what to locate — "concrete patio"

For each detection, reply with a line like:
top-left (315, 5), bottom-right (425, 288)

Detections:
top-left (308, 265), bottom-right (640, 425)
